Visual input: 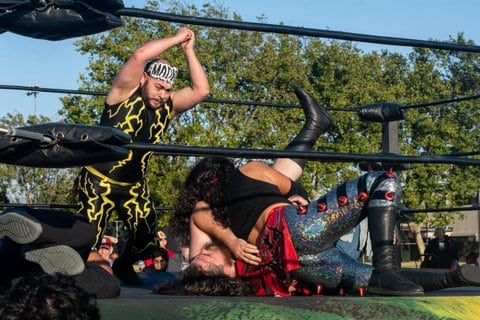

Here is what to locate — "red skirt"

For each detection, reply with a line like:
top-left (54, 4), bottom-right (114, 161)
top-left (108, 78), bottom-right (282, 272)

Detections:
top-left (236, 206), bottom-right (301, 296)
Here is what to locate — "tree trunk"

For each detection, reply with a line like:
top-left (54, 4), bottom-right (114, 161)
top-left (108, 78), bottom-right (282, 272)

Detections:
top-left (408, 221), bottom-right (426, 260)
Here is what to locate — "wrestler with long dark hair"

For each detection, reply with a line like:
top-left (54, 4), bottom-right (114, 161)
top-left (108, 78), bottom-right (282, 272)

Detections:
top-left (167, 91), bottom-right (480, 296)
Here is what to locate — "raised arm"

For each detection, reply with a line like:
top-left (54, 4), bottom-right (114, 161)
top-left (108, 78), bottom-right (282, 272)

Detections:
top-left (189, 201), bottom-right (260, 265)
top-left (106, 27), bottom-right (207, 106)
top-left (170, 28), bottom-right (210, 115)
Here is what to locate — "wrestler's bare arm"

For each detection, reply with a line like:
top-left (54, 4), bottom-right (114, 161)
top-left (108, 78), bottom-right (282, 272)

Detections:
top-left (190, 201), bottom-right (261, 265)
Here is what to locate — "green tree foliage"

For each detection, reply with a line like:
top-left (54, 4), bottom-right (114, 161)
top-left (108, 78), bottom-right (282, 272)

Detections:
top-left (52, 0), bottom-right (480, 234)
top-left (400, 39), bottom-right (480, 227)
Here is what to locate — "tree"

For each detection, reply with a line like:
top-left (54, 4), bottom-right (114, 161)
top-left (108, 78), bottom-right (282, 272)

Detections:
top-left (54, 0), bottom-right (480, 258)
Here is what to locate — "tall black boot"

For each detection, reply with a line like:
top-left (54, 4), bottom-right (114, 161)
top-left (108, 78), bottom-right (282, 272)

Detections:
top-left (367, 206), bottom-right (424, 296)
top-left (0, 207), bottom-right (94, 260)
top-left (400, 264), bottom-right (480, 292)
top-left (284, 87), bottom-right (334, 169)
top-left (112, 240), bottom-right (143, 285)
top-left (0, 208), bottom-right (42, 244)
top-left (0, 209), bottom-right (85, 276)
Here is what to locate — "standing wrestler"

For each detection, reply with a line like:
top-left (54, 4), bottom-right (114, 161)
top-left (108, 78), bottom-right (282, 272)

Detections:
top-left (77, 27), bottom-right (210, 284)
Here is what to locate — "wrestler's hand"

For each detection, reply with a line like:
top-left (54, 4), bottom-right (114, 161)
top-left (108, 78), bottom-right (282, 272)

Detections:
top-left (230, 238), bottom-right (261, 266)
top-left (177, 27), bottom-right (195, 51)
top-left (288, 195), bottom-right (309, 206)
top-left (174, 27), bottom-right (192, 42)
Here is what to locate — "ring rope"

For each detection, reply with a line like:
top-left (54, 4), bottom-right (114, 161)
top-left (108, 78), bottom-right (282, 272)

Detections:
top-left (1, 84), bottom-right (479, 113)
top-left (443, 150), bottom-right (480, 157)
top-left (2, 127), bottom-right (479, 166)
top-left (124, 142), bottom-right (480, 166)
top-left (1, 202), bottom-right (477, 216)
top-left (116, 7), bottom-right (480, 53)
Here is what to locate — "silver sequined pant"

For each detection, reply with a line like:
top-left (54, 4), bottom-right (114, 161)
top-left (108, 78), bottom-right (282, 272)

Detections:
top-left (284, 171), bottom-right (402, 290)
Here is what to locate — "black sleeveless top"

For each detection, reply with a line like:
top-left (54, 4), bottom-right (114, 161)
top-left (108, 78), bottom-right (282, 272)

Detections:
top-left (226, 169), bottom-right (290, 240)
top-left (89, 90), bottom-right (173, 183)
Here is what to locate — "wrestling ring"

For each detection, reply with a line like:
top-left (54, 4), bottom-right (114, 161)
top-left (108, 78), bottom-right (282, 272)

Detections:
top-left (1, 1), bottom-right (480, 319)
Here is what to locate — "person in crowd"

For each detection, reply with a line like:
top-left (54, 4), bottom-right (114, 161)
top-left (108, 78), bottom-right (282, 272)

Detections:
top-left (465, 251), bottom-right (479, 266)
top-left (76, 26), bottom-right (210, 285)
top-left (110, 246), bottom-right (120, 263)
top-left (0, 207), bottom-right (120, 299)
top-left (144, 229), bottom-right (176, 268)
top-left (143, 249), bottom-right (169, 272)
top-left (0, 272), bottom-right (101, 320)
top-left (422, 227), bottom-right (460, 269)
top-left (167, 242), bottom-right (191, 273)
top-left (98, 236), bottom-right (115, 267)
top-left (157, 230), bottom-right (176, 258)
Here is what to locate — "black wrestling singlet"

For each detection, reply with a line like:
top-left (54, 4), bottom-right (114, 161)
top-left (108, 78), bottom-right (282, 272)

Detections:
top-left (77, 91), bottom-right (173, 251)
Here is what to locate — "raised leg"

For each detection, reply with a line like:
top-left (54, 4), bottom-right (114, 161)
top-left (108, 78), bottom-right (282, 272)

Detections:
top-left (273, 87), bottom-right (333, 180)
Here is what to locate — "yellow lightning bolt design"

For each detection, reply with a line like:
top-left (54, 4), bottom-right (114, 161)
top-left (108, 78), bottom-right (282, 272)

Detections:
top-left (109, 151), bottom-right (133, 175)
top-left (123, 182), bottom-right (141, 231)
top-left (78, 173), bottom-right (115, 246)
top-left (149, 103), bottom-right (173, 142)
top-left (83, 96), bottom-right (171, 252)
top-left (106, 96), bottom-right (145, 137)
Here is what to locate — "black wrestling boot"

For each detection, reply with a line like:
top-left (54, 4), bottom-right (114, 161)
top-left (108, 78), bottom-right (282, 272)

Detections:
top-left (112, 259), bottom-right (142, 285)
top-left (400, 264), bottom-right (480, 292)
top-left (367, 206), bottom-right (424, 296)
top-left (112, 247), bottom-right (143, 286)
top-left (0, 209), bottom-right (86, 276)
top-left (284, 87), bottom-right (334, 169)
top-left (0, 207), bottom-right (94, 261)
top-left (24, 244), bottom-right (85, 276)
top-left (0, 209), bottom-right (42, 244)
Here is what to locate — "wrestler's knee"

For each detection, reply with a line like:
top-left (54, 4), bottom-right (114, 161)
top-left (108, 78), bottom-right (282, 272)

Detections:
top-left (365, 171), bottom-right (402, 204)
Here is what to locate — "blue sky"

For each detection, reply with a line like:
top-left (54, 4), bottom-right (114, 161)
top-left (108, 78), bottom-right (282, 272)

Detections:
top-left (1, 0), bottom-right (479, 120)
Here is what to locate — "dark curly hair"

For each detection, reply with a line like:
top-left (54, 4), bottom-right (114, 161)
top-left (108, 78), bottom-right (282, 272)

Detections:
top-left (153, 240), bottom-right (254, 296)
top-left (153, 265), bottom-right (254, 296)
top-left (171, 157), bottom-right (235, 238)
top-left (0, 272), bottom-right (100, 320)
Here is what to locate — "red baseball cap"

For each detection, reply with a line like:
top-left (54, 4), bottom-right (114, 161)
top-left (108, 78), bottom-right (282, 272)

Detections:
top-left (100, 237), bottom-right (113, 249)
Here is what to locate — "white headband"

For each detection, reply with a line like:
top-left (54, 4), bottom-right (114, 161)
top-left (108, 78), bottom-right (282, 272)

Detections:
top-left (145, 61), bottom-right (178, 84)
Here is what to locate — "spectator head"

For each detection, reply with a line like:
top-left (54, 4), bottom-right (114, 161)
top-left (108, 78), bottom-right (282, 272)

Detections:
top-left (466, 252), bottom-right (479, 266)
top-left (152, 248), bottom-right (169, 271)
top-left (180, 243), bottom-right (190, 261)
top-left (98, 237), bottom-right (113, 261)
top-left (0, 272), bottom-right (100, 320)
top-left (434, 228), bottom-right (446, 240)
